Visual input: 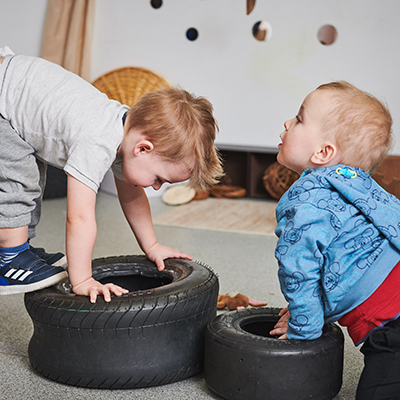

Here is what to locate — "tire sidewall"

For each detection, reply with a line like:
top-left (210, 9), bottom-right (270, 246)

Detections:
top-left (205, 308), bottom-right (344, 400)
top-left (25, 255), bottom-right (219, 389)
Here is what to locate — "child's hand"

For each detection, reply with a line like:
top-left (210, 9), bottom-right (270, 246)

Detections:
top-left (73, 277), bottom-right (129, 303)
top-left (146, 242), bottom-right (193, 271)
top-left (270, 307), bottom-right (290, 339)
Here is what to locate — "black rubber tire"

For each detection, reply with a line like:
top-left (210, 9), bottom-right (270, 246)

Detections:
top-left (24, 255), bottom-right (219, 389)
top-left (205, 308), bottom-right (344, 400)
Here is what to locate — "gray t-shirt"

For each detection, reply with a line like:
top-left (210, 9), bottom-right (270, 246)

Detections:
top-left (0, 54), bottom-right (128, 192)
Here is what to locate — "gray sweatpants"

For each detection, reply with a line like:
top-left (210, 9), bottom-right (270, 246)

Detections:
top-left (0, 116), bottom-right (46, 239)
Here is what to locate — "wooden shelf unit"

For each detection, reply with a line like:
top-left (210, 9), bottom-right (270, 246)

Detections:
top-left (217, 144), bottom-right (278, 200)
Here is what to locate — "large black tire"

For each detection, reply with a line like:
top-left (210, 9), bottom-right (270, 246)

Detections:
top-left (24, 255), bottom-right (218, 389)
top-left (205, 308), bottom-right (344, 400)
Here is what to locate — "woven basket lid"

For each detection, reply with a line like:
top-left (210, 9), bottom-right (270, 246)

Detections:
top-left (92, 66), bottom-right (170, 107)
top-left (263, 162), bottom-right (299, 200)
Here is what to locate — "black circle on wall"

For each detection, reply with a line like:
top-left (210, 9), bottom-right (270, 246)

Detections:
top-left (186, 28), bottom-right (199, 41)
top-left (150, 0), bottom-right (162, 9)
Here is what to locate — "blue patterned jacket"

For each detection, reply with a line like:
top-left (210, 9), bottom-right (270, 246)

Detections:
top-left (275, 164), bottom-right (400, 340)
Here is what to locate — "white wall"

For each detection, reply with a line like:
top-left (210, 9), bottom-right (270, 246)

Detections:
top-left (1, 0), bottom-right (400, 155)
top-left (0, 0), bottom-right (48, 56)
top-left (91, 0), bottom-right (400, 154)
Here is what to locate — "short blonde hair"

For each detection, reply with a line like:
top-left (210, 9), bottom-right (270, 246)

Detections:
top-left (126, 87), bottom-right (224, 191)
top-left (317, 81), bottom-right (392, 173)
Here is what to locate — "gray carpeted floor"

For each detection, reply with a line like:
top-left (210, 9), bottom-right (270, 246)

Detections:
top-left (0, 192), bottom-right (364, 399)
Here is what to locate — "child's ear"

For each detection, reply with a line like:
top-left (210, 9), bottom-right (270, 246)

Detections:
top-left (133, 139), bottom-right (154, 156)
top-left (311, 143), bottom-right (337, 165)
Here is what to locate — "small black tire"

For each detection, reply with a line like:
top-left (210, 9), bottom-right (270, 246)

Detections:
top-left (24, 255), bottom-right (219, 389)
top-left (205, 307), bottom-right (344, 400)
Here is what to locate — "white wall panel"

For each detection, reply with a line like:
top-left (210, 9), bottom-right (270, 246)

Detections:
top-left (92, 0), bottom-right (400, 153)
top-left (1, 0), bottom-right (399, 153)
top-left (0, 0), bottom-right (47, 56)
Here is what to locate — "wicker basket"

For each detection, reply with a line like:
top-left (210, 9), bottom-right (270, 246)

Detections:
top-left (263, 162), bottom-right (299, 200)
top-left (209, 185), bottom-right (247, 198)
top-left (92, 66), bottom-right (170, 107)
top-left (372, 155), bottom-right (400, 199)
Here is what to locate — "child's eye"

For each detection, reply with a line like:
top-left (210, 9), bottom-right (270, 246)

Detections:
top-left (296, 115), bottom-right (302, 123)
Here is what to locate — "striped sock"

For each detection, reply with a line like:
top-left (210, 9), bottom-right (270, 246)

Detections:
top-left (0, 242), bottom-right (29, 269)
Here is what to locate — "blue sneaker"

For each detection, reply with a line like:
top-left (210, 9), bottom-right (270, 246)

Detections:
top-left (29, 245), bottom-right (67, 268)
top-left (0, 249), bottom-right (68, 295)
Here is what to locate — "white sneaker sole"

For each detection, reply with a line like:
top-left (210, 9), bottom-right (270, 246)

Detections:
top-left (0, 270), bottom-right (68, 295)
top-left (52, 255), bottom-right (67, 269)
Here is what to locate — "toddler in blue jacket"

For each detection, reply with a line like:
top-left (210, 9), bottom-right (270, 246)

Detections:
top-left (270, 81), bottom-right (400, 399)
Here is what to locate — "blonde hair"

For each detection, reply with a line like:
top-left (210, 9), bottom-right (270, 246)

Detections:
top-left (126, 87), bottom-right (224, 191)
top-left (316, 81), bottom-right (392, 173)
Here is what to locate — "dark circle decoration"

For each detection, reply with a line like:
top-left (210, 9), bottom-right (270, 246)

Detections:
top-left (186, 27), bottom-right (199, 41)
top-left (150, 0), bottom-right (162, 9)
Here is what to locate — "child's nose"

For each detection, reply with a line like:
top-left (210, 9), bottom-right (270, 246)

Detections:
top-left (284, 119), bottom-right (292, 130)
top-left (280, 121), bottom-right (289, 139)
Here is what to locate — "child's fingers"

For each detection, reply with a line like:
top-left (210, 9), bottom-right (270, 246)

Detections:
top-left (270, 311), bottom-right (290, 337)
top-left (162, 246), bottom-right (192, 261)
top-left (90, 285), bottom-right (112, 303)
top-left (176, 252), bottom-right (193, 260)
top-left (270, 322), bottom-right (288, 336)
top-left (269, 326), bottom-right (283, 336)
top-left (105, 283), bottom-right (129, 296)
top-left (164, 251), bottom-right (192, 262)
top-left (75, 279), bottom-right (128, 303)
top-left (156, 261), bottom-right (165, 271)
top-left (103, 289), bottom-right (112, 303)
top-left (176, 249), bottom-right (193, 260)
top-left (104, 283), bottom-right (129, 300)
top-left (278, 333), bottom-right (288, 340)
top-left (278, 307), bottom-right (289, 316)
top-left (89, 289), bottom-right (98, 303)
top-left (274, 317), bottom-right (289, 330)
